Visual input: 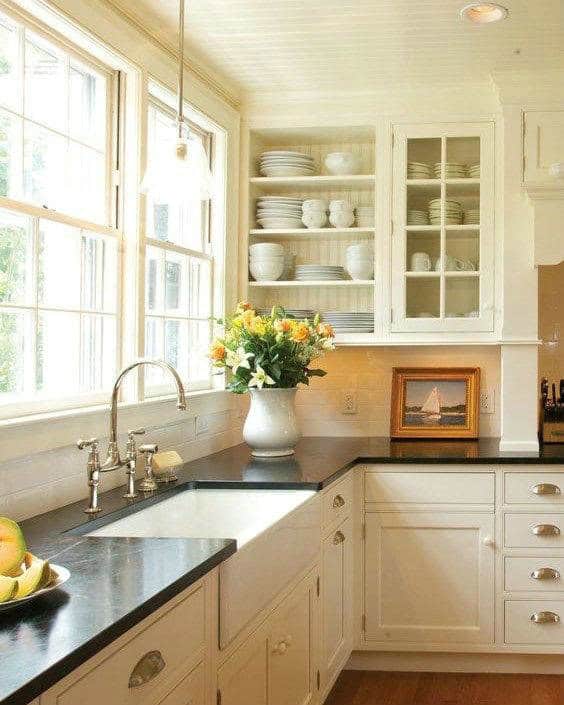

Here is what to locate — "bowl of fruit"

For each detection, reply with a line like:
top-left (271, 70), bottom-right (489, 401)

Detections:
top-left (0, 517), bottom-right (69, 610)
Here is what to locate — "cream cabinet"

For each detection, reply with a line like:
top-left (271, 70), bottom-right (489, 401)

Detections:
top-left (217, 570), bottom-right (319, 705)
top-left (523, 111), bottom-right (564, 184)
top-left (391, 122), bottom-right (494, 333)
top-left (364, 511), bottom-right (495, 645)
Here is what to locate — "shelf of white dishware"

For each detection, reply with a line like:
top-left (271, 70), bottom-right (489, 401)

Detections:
top-left (248, 279), bottom-right (374, 288)
top-left (250, 174), bottom-right (376, 191)
top-left (249, 227), bottom-right (375, 237)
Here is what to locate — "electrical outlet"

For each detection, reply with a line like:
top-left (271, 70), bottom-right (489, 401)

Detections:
top-left (341, 391), bottom-right (358, 415)
top-left (480, 389), bottom-right (495, 414)
top-left (196, 415), bottom-right (210, 435)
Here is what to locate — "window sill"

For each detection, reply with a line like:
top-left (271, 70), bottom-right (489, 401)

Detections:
top-left (0, 388), bottom-right (237, 464)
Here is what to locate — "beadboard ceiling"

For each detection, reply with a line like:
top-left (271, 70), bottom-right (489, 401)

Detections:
top-left (107, 0), bottom-right (564, 98)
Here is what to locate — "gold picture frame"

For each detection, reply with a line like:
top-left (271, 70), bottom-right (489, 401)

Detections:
top-left (390, 367), bottom-right (480, 439)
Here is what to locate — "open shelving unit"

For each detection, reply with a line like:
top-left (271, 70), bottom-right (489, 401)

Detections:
top-left (244, 126), bottom-right (377, 341)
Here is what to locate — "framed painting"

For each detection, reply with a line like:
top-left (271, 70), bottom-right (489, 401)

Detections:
top-left (390, 367), bottom-right (480, 439)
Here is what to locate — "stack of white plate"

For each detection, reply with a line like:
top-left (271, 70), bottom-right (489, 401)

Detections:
top-left (464, 208), bottom-right (480, 225)
top-left (256, 308), bottom-right (314, 319)
top-left (259, 151), bottom-right (316, 177)
top-left (434, 162), bottom-right (468, 179)
top-left (256, 196), bottom-right (304, 229)
top-left (407, 162), bottom-right (433, 179)
top-left (355, 205), bottom-right (375, 227)
top-left (407, 209), bottom-right (430, 226)
top-left (294, 265), bottom-right (347, 281)
top-left (429, 199), bottom-right (463, 225)
top-left (322, 311), bottom-right (374, 334)
top-left (468, 163), bottom-right (480, 178)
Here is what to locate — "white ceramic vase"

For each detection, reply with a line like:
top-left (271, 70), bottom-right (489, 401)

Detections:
top-left (243, 388), bottom-right (301, 457)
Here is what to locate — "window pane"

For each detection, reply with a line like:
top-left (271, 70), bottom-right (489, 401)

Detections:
top-left (165, 251), bottom-right (187, 315)
top-left (189, 320), bottom-right (211, 383)
top-left (144, 316), bottom-right (164, 388)
top-left (68, 141), bottom-right (106, 222)
top-left (145, 246), bottom-right (163, 313)
top-left (0, 12), bottom-right (20, 112)
top-left (81, 313), bottom-right (115, 390)
top-left (38, 221), bottom-right (81, 308)
top-left (24, 32), bottom-right (66, 131)
top-left (82, 233), bottom-right (117, 313)
top-left (189, 257), bottom-right (211, 318)
top-left (69, 60), bottom-right (106, 148)
top-left (165, 319), bottom-right (188, 379)
top-left (0, 109), bottom-right (22, 200)
top-left (0, 209), bottom-right (32, 305)
top-left (0, 309), bottom-right (27, 395)
top-left (36, 311), bottom-right (80, 393)
top-left (23, 122), bottom-right (66, 209)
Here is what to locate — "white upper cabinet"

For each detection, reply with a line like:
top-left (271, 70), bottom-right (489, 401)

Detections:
top-left (524, 111), bottom-right (564, 184)
top-left (390, 123), bottom-right (495, 334)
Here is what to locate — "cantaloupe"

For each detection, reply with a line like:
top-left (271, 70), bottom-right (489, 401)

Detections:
top-left (0, 575), bottom-right (18, 603)
top-left (14, 553), bottom-right (50, 599)
top-left (0, 517), bottom-right (26, 575)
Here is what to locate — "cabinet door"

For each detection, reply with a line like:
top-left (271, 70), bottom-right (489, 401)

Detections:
top-left (391, 122), bottom-right (494, 333)
top-left (524, 111), bottom-right (564, 183)
top-left (321, 518), bottom-right (353, 693)
top-left (364, 512), bottom-right (494, 644)
top-left (217, 626), bottom-right (268, 705)
top-left (157, 662), bottom-right (205, 705)
top-left (268, 573), bottom-right (318, 705)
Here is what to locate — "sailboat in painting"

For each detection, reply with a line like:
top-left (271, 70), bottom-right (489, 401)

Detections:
top-left (421, 386), bottom-right (442, 422)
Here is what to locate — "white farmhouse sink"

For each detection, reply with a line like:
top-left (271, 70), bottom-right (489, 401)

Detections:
top-left (88, 488), bottom-right (321, 648)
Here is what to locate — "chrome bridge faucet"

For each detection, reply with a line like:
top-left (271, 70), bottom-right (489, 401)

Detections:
top-left (77, 359), bottom-right (187, 514)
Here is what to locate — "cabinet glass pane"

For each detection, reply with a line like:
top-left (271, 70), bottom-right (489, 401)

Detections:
top-left (445, 277), bottom-right (479, 318)
top-left (406, 232), bottom-right (440, 273)
top-left (445, 229), bottom-right (480, 272)
top-left (407, 138), bottom-right (440, 180)
top-left (406, 277), bottom-right (440, 319)
top-left (406, 183), bottom-right (439, 227)
top-left (446, 137), bottom-right (480, 178)
top-left (446, 182), bottom-right (480, 226)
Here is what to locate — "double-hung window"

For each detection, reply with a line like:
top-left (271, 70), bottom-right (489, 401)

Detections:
top-left (0, 7), bottom-right (119, 418)
top-left (142, 88), bottom-right (214, 395)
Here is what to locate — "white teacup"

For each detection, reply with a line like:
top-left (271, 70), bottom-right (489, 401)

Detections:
top-left (411, 252), bottom-right (431, 272)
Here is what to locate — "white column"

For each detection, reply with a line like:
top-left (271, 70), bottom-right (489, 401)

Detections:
top-left (500, 344), bottom-right (539, 452)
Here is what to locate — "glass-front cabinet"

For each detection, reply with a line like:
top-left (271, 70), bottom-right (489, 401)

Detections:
top-left (391, 123), bottom-right (494, 333)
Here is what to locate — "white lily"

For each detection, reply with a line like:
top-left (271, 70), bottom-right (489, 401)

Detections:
top-left (248, 364), bottom-right (275, 389)
top-left (226, 346), bottom-right (254, 374)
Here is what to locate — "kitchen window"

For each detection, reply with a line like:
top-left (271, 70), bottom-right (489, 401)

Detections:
top-left (0, 6), bottom-right (119, 419)
top-left (142, 91), bottom-right (214, 395)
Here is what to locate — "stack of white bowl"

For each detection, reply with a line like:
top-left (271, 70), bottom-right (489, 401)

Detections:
top-left (428, 199), bottom-right (463, 225)
top-left (249, 243), bottom-right (285, 281)
top-left (468, 163), bottom-right (480, 178)
top-left (407, 162), bottom-right (433, 179)
top-left (434, 162), bottom-right (468, 179)
top-left (407, 209), bottom-right (429, 226)
top-left (256, 196), bottom-right (304, 229)
top-left (259, 151), bottom-right (316, 177)
top-left (464, 208), bottom-right (480, 225)
top-left (345, 244), bottom-right (374, 280)
top-left (355, 205), bottom-right (374, 227)
top-left (329, 200), bottom-right (355, 228)
top-left (324, 152), bottom-right (360, 175)
top-left (301, 199), bottom-right (328, 229)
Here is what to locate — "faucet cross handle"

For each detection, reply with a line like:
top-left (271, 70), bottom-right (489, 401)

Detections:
top-left (77, 437), bottom-right (99, 451)
top-left (128, 428), bottom-right (146, 441)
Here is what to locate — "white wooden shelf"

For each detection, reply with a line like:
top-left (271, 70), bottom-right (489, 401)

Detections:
top-left (405, 271), bottom-right (479, 278)
top-left (406, 178), bottom-right (480, 186)
top-left (405, 224), bottom-right (480, 232)
top-left (248, 280), bottom-right (374, 288)
top-left (250, 174), bottom-right (376, 191)
top-left (249, 227), bottom-right (375, 237)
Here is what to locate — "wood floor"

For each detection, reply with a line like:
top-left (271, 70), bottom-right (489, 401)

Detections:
top-left (324, 670), bottom-right (564, 705)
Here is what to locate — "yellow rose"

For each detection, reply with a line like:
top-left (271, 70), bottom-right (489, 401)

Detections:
top-left (291, 322), bottom-right (310, 343)
top-left (317, 323), bottom-right (334, 338)
top-left (241, 309), bottom-right (256, 329)
top-left (249, 316), bottom-right (266, 336)
top-left (209, 342), bottom-right (226, 362)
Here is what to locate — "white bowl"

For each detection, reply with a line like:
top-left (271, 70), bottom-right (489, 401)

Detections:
top-left (346, 261), bottom-right (374, 280)
top-left (325, 152), bottom-right (361, 176)
top-left (249, 259), bottom-right (284, 281)
top-left (302, 212), bottom-right (328, 229)
top-left (250, 243), bottom-right (285, 254)
top-left (329, 211), bottom-right (355, 228)
top-left (329, 199), bottom-right (353, 211)
top-left (302, 198), bottom-right (328, 212)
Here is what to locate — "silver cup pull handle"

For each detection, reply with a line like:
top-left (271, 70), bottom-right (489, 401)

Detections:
top-left (531, 567), bottom-right (561, 581)
top-left (530, 483), bottom-right (561, 496)
top-left (128, 650), bottom-right (166, 688)
top-left (530, 611), bottom-right (560, 625)
top-left (532, 524), bottom-right (561, 536)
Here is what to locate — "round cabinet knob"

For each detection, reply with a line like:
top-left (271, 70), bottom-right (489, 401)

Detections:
top-left (273, 640), bottom-right (288, 655)
top-left (482, 536), bottom-right (495, 547)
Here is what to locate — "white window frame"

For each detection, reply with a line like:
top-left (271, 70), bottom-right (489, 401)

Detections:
top-left (0, 1), bottom-right (122, 420)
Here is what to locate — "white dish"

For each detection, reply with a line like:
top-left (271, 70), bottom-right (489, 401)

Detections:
top-left (257, 218), bottom-right (304, 229)
top-left (0, 564), bottom-right (70, 611)
top-left (260, 167), bottom-right (316, 177)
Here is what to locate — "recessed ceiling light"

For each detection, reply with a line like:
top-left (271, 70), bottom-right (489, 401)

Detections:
top-left (460, 3), bottom-right (509, 23)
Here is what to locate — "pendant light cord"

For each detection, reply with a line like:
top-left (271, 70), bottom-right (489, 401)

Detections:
top-left (177, 0), bottom-right (185, 139)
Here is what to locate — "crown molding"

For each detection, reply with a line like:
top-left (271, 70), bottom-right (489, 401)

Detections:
top-left (99, 0), bottom-right (240, 110)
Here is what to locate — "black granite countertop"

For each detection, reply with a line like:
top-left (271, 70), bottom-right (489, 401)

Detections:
top-left (3, 436), bottom-right (564, 705)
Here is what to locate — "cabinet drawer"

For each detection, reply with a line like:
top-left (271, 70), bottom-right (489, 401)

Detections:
top-left (505, 472), bottom-right (564, 505)
top-left (323, 473), bottom-right (353, 528)
top-left (505, 557), bottom-right (564, 592)
top-left (158, 661), bottom-right (204, 705)
top-left (45, 586), bottom-right (205, 705)
top-left (365, 471), bottom-right (494, 506)
top-left (506, 600), bottom-right (564, 645)
top-left (504, 513), bottom-right (564, 548)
